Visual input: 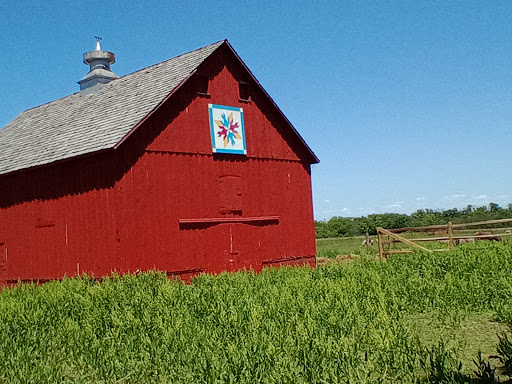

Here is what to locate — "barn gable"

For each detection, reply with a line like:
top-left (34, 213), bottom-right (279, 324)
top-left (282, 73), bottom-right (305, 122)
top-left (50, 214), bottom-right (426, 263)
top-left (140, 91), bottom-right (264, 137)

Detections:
top-left (0, 40), bottom-right (318, 284)
top-left (142, 42), bottom-right (318, 165)
top-left (0, 40), bottom-right (317, 177)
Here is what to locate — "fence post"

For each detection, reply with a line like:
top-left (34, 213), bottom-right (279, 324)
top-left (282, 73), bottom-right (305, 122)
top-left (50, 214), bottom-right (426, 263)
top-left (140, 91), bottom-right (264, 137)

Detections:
top-left (448, 221), bottom-right (454, 249)
top-left (377, 228), bottom-right (384, 261)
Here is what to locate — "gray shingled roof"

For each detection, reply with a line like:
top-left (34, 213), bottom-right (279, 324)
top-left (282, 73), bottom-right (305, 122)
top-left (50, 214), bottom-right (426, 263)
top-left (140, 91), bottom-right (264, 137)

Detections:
top-left (0, 40), bottom-right (224, 176)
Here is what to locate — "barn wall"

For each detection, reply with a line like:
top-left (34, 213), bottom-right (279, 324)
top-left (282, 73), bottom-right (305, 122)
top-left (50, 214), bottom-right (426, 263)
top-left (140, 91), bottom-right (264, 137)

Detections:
top-left (110, 152), bottom-right (316, 275)
top-left (0, 45), bottom-right (316, 284)
top-left (0, 152), bottom-right (126, 281)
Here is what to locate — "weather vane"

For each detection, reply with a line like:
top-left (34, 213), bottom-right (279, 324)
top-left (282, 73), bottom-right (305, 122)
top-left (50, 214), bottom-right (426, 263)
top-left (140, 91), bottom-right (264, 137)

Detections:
top-left (94, 36), bottom-right (102, 51)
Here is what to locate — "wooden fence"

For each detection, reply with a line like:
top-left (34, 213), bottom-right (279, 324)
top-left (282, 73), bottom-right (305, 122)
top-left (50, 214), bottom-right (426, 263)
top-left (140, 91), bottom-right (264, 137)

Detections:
top-left (377, 218), bottom-right (512, 260)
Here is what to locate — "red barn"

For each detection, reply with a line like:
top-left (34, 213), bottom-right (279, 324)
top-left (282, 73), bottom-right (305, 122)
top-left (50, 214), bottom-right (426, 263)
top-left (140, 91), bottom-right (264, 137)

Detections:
top-left (0, 40), bottom-right (318, 285)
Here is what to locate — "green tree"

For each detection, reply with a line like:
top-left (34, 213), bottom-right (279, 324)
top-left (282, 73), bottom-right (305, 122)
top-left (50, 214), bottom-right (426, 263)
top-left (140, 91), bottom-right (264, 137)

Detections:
top-left (327, 217), bottom-right (353, 237)
top-left (316, 203), bottom-right (512, 238)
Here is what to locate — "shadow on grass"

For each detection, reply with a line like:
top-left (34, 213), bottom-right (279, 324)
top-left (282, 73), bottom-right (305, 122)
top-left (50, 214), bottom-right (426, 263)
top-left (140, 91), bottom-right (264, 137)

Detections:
top-left (421, 349), bottom-right (511, 384)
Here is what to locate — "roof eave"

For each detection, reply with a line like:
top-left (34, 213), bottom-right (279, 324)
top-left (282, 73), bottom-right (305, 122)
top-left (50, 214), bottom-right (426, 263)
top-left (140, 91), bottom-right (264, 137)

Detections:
top-left (113, 68), bottom-right (199, 150)
top-left (0, 147), bottom-right (112, 178)
top-left (222, 41), bottom-right (319, 164)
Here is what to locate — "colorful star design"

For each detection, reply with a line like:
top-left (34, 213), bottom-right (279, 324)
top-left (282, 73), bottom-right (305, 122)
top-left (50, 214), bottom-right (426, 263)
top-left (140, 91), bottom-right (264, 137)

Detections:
top-left (215, 112), bottom-right (242, 147)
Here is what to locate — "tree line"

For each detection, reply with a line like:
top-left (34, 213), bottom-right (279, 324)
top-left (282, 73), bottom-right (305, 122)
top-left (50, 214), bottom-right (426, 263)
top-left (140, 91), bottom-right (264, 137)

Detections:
top-left (315, 203), bottom-right (512, 238)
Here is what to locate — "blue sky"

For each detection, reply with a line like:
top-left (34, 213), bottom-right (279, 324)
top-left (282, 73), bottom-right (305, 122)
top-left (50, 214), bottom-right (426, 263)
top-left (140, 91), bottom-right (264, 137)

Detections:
top-left (1, 0), bottom-right (511, 220)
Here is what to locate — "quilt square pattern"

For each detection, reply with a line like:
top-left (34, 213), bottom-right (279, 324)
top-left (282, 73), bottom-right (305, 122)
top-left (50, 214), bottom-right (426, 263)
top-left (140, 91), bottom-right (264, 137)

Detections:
top-left (209, 104), bottom-right (247, 155)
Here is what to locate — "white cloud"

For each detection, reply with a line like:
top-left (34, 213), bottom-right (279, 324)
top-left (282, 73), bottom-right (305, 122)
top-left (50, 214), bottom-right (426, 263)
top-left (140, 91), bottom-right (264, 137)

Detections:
top-left (415, 197), bottom-right (427, 201)
top-left (475, 194), bottom-right (488, 199)
top-left (358, 207), bottom-right (376, 215)
top-left (319, 208), bottom-right (349, 214)
top-left (442, 194), bottom-right (467, 200)
top-left (322, 199), bottom-right (330, 203)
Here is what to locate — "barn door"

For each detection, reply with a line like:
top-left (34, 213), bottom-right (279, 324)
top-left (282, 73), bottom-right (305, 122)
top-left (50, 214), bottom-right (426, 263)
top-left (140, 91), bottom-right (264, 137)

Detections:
top-left (202, 223), bottom-right (241, 273)
top-left (217, 174), bottom-right (242, 216)
top-left (0, 244), bottom-right (6, 286)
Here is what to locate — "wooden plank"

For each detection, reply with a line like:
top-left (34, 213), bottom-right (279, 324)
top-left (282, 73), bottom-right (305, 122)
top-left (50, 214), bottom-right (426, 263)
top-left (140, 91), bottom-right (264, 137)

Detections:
top-left (262, 255), bottom-right (315, 265)
top-left (451, 227), bottom-right (512, 232)
top-left (385, 224), bottom-right (448, 234)
top-left (377, 231), bottom-right (384, 261)
top-left (385, 237), bottom-right (448, 243)
top-left (451, 218), bottom-right (512, 229)
top-left (454, 233), bottom-right (512, 239)
top-left (404, 236), bottom-right (449, 242)
top-left (179, 216), bottom-right (280, 224)
top-left (389, 232), bottom-right (512, 243)
top-left (448, 221), bottom-right (454, 249)
top-left (385, 218), bottom-right (512, 234)
top-left (377, 227), bottom-right (433, 253)
top-left (383, 237), bottom-right (446, 243)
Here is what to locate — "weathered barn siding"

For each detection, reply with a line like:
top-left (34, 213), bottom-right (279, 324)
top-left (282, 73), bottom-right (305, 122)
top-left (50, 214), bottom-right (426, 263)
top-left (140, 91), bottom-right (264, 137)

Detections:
top-left (0, 42), bottom-right (316, 285)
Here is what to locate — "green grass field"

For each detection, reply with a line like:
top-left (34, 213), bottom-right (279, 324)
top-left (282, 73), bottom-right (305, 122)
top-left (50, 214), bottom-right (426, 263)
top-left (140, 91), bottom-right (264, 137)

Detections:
top-left (1, 242), bottom-right (512, 383)
top-left (316, 236), bottom-right (378, 259)
top-left (316, 234), bottom-right (512, 260)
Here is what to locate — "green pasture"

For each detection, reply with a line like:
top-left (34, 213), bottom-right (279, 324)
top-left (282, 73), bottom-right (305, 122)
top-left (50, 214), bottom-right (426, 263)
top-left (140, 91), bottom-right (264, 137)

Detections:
top-left (316, 233), bottom-right (512, 260)
top-left (316, 236), bottom-right (375, 258)
top-left (1, 243), bottom-right (512, 383)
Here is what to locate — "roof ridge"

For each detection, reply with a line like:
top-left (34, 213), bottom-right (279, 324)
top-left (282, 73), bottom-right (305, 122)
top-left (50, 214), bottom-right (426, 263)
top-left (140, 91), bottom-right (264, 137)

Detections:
top-left (7, 40), bottom-right (227, 119)
top-left (120, 39), bottom-right (226, 79)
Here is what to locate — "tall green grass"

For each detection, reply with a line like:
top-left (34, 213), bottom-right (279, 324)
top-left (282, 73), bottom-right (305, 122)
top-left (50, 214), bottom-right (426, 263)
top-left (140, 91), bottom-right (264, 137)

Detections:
top-left (1, 242), bottom-right (512, 383)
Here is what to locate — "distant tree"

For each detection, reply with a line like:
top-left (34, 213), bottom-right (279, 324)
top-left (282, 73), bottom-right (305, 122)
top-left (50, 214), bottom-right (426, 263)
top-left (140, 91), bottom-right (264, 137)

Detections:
top-left (409, 210), bottom-right (440, 226)
top-left (489, 202), bottom-right (500, 212)
top-left (327, 217), bottom-right (352, 237)
top-left (441, 208), bottom-right (458, 221)
top-left (314, 221), bottom-right (336, 238)
top-left (353, 217), bottom-right (370, 236)
top-left (315, 203), bottom-right (512, 238)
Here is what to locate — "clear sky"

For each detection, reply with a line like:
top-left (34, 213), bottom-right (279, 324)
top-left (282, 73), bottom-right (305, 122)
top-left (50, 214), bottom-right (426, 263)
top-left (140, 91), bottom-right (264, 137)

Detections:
top-left (1, 0), bottom-right (511, 220)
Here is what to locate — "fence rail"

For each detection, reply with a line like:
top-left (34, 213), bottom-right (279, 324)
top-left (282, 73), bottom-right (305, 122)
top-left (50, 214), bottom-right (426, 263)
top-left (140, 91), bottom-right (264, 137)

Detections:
top-left (376, 218), bottom-right (512, 260)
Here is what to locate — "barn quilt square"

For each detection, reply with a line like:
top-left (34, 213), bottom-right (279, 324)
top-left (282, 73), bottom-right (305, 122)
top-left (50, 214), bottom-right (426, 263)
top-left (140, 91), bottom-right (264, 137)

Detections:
top-left (209, 104), bottom-right (247, 155)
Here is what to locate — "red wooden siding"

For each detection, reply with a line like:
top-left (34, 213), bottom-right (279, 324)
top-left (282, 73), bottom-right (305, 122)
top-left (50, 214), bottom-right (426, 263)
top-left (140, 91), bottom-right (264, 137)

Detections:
top-left (0, 44), bottom-right (316, 285)
top-left (0, 244), bottom-right (6, 285)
